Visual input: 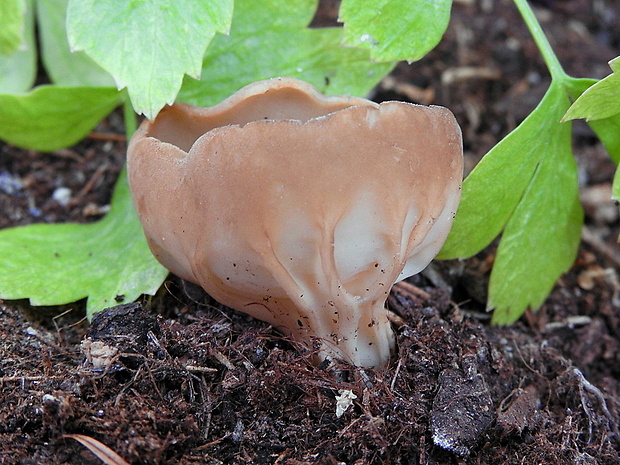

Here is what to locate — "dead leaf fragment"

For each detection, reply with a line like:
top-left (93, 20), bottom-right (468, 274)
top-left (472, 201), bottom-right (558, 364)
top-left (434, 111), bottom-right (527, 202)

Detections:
top-left (63, 434), bottom-right (130, 465)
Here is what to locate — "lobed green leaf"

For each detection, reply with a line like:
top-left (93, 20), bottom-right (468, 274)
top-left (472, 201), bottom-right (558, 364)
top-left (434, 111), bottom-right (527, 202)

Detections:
top-left (0, 170), bottom-right (168, 318)
top-left (178, 0), bottom-right (394, 106)
top-left (586, 115), bottom-right (620, 165)
top-left (37, 0), bottom-right (115, 87)
top-left (439, 85), bottom-right (563, 258)
top-left (565, 77), bottom-right (620, 165)
top-left (67, 0), bottom-right (234, 119)
top-left (339, 0), bottom-right (452, 62)
top-left (564, 77), bottom-right (620, 206)
top-left (489, 115), bottom-right (582, 324)
top-left (0, 0), bottom-right (25, 56)
top-left (0, 85), bottom-right (121, 151)
top-left (0, 0), bottom-right (36, 93)
top-left (439, 83), bottom-right (582, 324)
top-left (563, 56), bottom-right (620, 122)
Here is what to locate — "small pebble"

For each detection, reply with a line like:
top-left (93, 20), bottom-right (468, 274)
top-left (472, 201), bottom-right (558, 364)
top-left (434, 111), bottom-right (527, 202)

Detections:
top-left (52, 187), bottom-right (72, 206)
top-left (0, 171), bottom-right (22, 195)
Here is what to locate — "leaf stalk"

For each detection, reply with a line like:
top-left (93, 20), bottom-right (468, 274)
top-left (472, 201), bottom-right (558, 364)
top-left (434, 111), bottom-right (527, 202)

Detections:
top-left (513, 0), bottom-right (568, 81)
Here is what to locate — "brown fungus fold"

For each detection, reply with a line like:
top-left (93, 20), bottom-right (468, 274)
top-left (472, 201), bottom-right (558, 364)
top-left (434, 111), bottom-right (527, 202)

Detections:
top-left (127, 77), bottom-right (463, 368)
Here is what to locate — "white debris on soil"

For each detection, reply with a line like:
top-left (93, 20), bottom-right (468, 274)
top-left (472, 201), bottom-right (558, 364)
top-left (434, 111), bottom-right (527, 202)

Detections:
top-left (52, 187), bottom-right (72, 206)
top-left (335, 389), bottom-right (357, 418)
top-left (81, 338), bottom-right (119, 372)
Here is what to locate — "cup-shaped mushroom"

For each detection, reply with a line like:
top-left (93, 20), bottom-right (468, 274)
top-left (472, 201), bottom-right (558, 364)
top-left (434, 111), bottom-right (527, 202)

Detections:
top-left (127, 77), bottom-right (463, 368)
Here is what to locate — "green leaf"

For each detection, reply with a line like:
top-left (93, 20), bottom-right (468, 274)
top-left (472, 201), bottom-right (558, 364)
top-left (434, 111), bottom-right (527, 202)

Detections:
top-left (439, 85), bottom-right (562, 258)
top-left (565, 77), bottom-right (620, 165)
top-left (0, 0), bottom-right (24, 56)
top-left (587, 115), bottom-right (620, 165)
top-left (178, 0), bottom-right (394, 106)
top-left (339, 0), bottom-right (452, 62)
top-left (563, 56), bottom-right (620, 122)
top-left (489, 134), bottom-right (582, 324)
top-left (564, 77), bottom-right (620, 237)
top-left (66, 0), bottom-right (234, 118)
top-left (0, 170), bottom-right (168, 318)
top-left (0, 0), bottom-right (35, 93)
top-left (439, 83), bottom-right (582, 324)
top-left (37, 0), bottom-right (115, 87)
top-left (0, 85), bottom-right (121, 151)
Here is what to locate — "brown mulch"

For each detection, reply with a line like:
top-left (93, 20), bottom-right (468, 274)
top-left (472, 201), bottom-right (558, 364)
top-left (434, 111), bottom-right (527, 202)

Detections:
top-left (1, 1), bottom-right (620, 464)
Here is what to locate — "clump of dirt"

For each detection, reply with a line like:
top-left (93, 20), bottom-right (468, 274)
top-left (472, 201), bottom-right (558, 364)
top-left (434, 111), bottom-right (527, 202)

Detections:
top-left (1, 1), bottom-right (620, 464)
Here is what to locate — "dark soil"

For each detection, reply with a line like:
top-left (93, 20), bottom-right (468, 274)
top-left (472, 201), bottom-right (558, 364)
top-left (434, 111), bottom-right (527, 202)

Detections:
top-left (1, 1), bottom-right (620, 464)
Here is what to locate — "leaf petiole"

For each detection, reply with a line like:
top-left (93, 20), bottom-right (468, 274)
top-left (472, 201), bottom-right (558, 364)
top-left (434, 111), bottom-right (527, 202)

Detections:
top-left (513, 0), bottom-right (568, 82)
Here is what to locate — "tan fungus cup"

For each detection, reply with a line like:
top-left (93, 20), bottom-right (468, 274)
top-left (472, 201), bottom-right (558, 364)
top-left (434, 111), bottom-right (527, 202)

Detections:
top-left (127, 77), bottom-right (463, 368)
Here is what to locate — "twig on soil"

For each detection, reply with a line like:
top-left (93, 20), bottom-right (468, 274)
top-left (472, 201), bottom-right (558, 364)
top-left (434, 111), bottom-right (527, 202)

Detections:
top-left (392, 280), bottom-right (432, 301)
top-left (49, 148), bottom-right (82, 161)
top-left (185, 365), bottom-right (218, 374)
top-left (571, 367), bottom-right (620, 444)
top-left (53, 309), bottom-right (87, 331)
top-left (380, 75), bottom-right (435, 104)
top-left (73, 162), bottom-right (109, 202)
top-left (193, 434), bottom-right (231, 451)
top-left (146, 330), bottom-right (169, 358)
top-left (390, 358), bottom-right (403, 392)
top-left (581, 226), bottom-right (620, 269)
top-left (0, 375), bottom-right (66, 383)
top-left (52, 308), bottom-right (87, 345)
top-left (441, 66), bottom-right (501, 85)
top-left (212, 349), bottom-right (235, 370)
